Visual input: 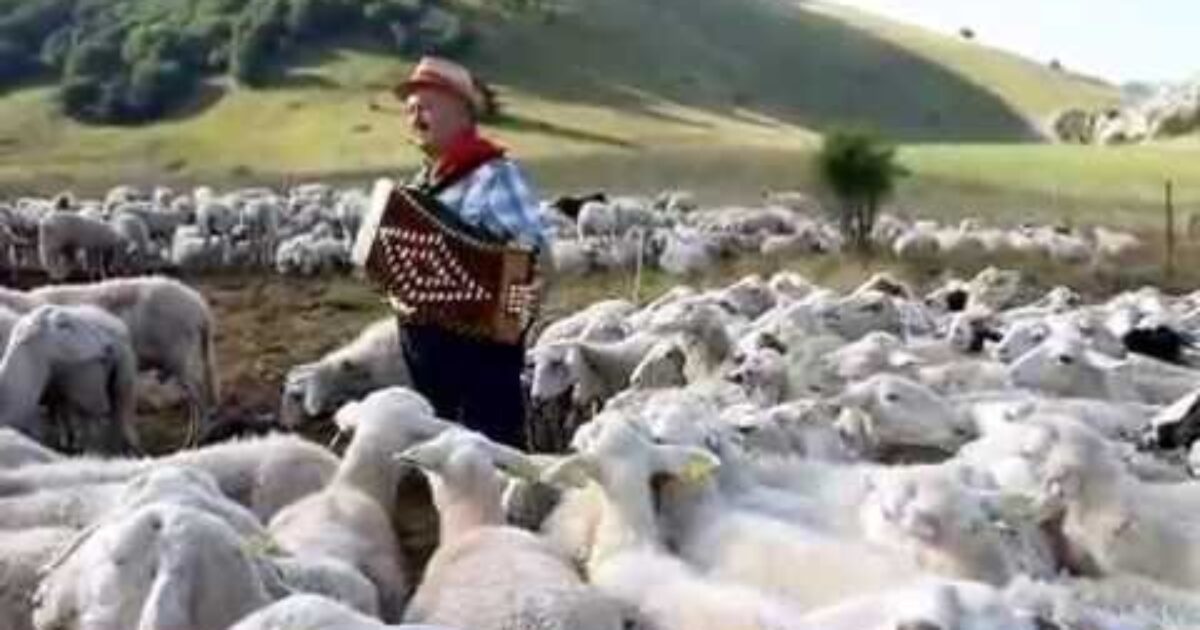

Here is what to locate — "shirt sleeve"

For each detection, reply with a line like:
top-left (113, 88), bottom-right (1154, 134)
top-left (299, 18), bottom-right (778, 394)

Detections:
top-left (460, 160), bottom-right (548, 250)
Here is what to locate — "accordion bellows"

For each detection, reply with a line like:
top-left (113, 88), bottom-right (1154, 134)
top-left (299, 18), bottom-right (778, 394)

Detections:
top-left (353, 179), bottom-right (537, 345)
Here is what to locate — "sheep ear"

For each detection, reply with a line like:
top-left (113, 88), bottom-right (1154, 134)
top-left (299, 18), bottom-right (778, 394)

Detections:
top-left (888, 351), bottom-right (922, 369)
top-left (394, 438), bottom-right (450, 471)
top-left (484, 442), bottom-right (542, 482)
top-left (540, 455), bottom-right (598, 489)
top-left (654, 446), bottom-right (719, 483)
top-left (332, 400), bottom-right (362, 433)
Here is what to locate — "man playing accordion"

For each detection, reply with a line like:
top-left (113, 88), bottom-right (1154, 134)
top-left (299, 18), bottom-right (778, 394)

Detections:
top-left (381, 56), bottom-right (549, 448)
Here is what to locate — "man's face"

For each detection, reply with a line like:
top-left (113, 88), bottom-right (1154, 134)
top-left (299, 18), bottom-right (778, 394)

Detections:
top-left (405, 87), bottom-right (472, 156)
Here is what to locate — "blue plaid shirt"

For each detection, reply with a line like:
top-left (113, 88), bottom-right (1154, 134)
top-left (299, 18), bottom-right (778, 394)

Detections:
top-left (421, 158), bottom-right (548, 251)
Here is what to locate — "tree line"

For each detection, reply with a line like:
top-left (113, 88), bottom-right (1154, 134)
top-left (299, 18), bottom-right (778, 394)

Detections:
top-left (0, 0), bottom-right (472, 124)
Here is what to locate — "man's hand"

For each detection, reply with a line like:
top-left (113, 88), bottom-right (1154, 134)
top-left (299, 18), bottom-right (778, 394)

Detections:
top-left (387, 295), bottom-right (417, 318)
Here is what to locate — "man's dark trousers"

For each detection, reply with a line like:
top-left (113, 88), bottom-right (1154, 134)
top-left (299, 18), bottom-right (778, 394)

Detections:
top-left (400, 321), bottom-right (527, 448)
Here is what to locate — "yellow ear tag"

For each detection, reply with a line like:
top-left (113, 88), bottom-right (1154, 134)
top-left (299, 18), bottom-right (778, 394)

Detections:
top-left (681, 455), bottom-right (716, 483)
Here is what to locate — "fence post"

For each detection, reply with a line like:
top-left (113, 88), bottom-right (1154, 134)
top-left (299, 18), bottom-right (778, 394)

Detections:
top-left (1166, 179), bottom-right (1175, 280)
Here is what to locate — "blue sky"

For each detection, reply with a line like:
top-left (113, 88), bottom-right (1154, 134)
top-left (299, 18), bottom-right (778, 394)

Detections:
top-left (833, 0), bottom-right (1196, 84)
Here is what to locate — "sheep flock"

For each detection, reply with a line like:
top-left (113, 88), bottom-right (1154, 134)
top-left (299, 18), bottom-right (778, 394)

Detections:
top-left (5, 181), bottom-right (1200, 630)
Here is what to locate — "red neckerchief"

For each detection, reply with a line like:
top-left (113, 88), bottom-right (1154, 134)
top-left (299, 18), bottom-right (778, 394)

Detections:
top-left (428, 129), bottom-right (506, 191)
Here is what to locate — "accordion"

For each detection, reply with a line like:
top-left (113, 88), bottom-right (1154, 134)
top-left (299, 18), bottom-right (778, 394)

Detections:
top-left (352, 179), bottom-right (538, 345)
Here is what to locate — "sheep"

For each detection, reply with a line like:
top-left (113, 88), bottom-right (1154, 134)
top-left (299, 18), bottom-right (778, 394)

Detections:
top-left (109, 210), bottom-right (155, 270)
top-left (18, 276), bottom-right (221, 431)
top-left (37, 211), bottom-right (126, 279)
top-left (599, 400), bottom-right (938, 611)
top-left (816, 290), bottom-right (904, 341)
top-left (1026, 419), bottom-right (1200, 589)
top-left (553, 192), bottom-right (608, 220)
top-left (799, 579), bottom-right (1041, 630)
top-left (727, 401), bottom-right (854, 461)
top-left (230, 594), bottom-right (460, 630)
top-left (1009, 333), bottom-right (1200, 405)
top-left (0, 304), bottom-right (139, 454)
top-left (268, 387), bottom-right (450, 622)
top-left (540, 417), bottom-right (812, 630)
top-left (234, 198), bottom-right (283, 266)
top-left (398, 428), bottom-right (643, 630)
top-left (0, 527), bottom-right (75, 630)
top-left (33, 503), bottom-right (284, 630)
top-left (648, 298), bottom-right (735, 382)
top-left (835, 374), bottom-right (976, 460)
top-left (0, 464), bottom-right (268, 534)
top-left (281, 317), bottom-right (412, 425)
top-left (858, 465), bottom-right (1058, 585)
top-left (0, 433), bottom-right (337, 522)
top-left (0, 427), bottom-right (62, 469)
top-left (657, 229), bottom-right (717, 276)
top-left (171, 225), bottom-right (230, 271)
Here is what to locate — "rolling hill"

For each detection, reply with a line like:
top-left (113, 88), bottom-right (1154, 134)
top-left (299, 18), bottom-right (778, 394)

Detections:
top-left (3, 0), bottom-right (1193, 225)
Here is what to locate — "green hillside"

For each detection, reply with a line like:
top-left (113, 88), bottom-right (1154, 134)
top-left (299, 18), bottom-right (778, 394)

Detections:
top-left (2, 0), bottom-right (1189, 227)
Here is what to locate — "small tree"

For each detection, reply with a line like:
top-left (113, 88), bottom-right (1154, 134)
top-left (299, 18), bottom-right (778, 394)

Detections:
top-left (817, 128), bottom-right (906, 254)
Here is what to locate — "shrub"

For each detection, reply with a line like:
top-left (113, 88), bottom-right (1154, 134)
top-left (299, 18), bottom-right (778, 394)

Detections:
top-left (817, 128), bottom-right (907, 253)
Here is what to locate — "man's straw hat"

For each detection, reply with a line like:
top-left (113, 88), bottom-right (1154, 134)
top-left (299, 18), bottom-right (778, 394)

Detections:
top-left (393, 56), bottom-right (485, 115)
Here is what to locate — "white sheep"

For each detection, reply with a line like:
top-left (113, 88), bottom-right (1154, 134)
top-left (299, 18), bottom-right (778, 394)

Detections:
top-left (33, 503), bottom-right (283, 630)
top-left (0, 304), bottom-right (139, 453)
top-left (37, 211), bottom-right (126, 279)
top-left (229, 594), bottom-right (459, 630)
top-left (540, 417), bottom-right (812, 630)
top-left (1028, 419), bottom-right (1200, 589)
top-left (835, 374), bottom-right (976, 459)
top-left (0, 427), bottom-right (61, 469)
top-left (21, 276), bottom-right (221, 428)
top-left (858, 465), bottom-right (1057, 585)
top-left (0, 433), bottom-right (338, 522)
top-left (398, 428), bottom-right (643, 630)
top-left (0, 527), bottom-right (75, 630)
top-left (282, 317), bottom-right (412, 425)
top-left (268, 387), bottom-right (450, 622)
top-left (0, 464), bottom-right (266, 534)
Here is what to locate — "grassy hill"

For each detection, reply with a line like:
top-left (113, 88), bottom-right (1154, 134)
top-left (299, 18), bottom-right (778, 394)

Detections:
top-left (2, 0), bottom-right (1195, 226)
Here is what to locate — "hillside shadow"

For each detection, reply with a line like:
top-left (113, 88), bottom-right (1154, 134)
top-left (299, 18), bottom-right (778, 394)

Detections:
top-left (157, 81), bottom-right (228, 121)
top-left (464, 0), bottom-right (1041, 142)
top-left (492, 112), bottom-right (640, 148)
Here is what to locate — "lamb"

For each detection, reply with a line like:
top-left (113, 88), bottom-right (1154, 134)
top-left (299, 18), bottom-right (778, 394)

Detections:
top-left (540, 417), bottom-right (812, 630)
top-left (0, 433), bottom-right (338, 523)
top-left (15, 276), bottom-right (220, 428)
top-left (816, 290), bottom-right (904, 341)
top-left (37, 211), bottom-right (125, 279)
top-left (0, 527), bottom-right (75, 630)
top-left (109, 210), bottom-right (155, 270)
top-left (857, 465), bottom-right (1058, 585)
top-left (799, 579), bottom-right (1041, 630)
top-left (0, 304), bottom-right (139, 454)
top-left (171, 225), bottom-right (230, 271)
top-left (1009, 333), bottom-right (1200, 404)
top-left (32, 503), bottom-right (284, 630)
top-left (281, 317), bottom-right (412, 425)
top-left (835, 374), bottom-right (976, 460)
top-left (230, 594), bottom-right (460, 630)
top-left (398, 428), bottom-right (643, 630)
top-left (657, 229), bottom-right (717, 276)
top-left (727, 401), bottom-right (854, 461)
top-left (0, 464), bottom-right (267, 534)
top-left (1027, 419), bottom-right (1200, 589)
top-left (602, 406), bottom-right (932, 612)
top-left (648, 298), bottom-right (735, 382)
top-left (0, 427), bottom-right (61, 469)
top-left (268, 387), bottom-right (450, 622)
